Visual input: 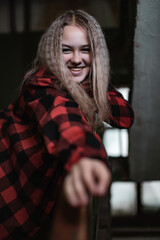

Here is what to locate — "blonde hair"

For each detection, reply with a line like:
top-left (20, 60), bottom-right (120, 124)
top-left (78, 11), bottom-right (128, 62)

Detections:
top-left (25, 10), bottom-right (110, 130)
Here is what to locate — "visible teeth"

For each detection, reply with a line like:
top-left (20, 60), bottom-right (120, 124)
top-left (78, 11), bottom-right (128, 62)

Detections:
top-left (70, 68), bottom-right (82, 71)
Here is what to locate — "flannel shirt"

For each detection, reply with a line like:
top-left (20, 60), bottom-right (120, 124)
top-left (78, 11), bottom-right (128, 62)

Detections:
top-left (0, 67), bottom-right (134, 239)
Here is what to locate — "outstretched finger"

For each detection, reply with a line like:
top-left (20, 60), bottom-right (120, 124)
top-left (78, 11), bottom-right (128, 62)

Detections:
top-left (63, 175), bottom-right (80, 207)
top-left (92, 163), bottom-right (111, 195)
top-left (72, 165), bottom-right (89, 205)
top-left (81, 164), bottom-right (96, 194)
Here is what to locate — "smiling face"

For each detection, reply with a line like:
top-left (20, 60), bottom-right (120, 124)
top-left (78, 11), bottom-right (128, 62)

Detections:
top-left (62, 25), bottom-right (92, 83)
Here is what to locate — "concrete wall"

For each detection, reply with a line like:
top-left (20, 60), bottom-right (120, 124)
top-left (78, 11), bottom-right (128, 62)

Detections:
top-left (130, 0), bottom-right (160, 181)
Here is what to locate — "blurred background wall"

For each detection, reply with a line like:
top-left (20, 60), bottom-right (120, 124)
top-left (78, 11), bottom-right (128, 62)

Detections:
top-left (0, 0), bottom-right (160, 239)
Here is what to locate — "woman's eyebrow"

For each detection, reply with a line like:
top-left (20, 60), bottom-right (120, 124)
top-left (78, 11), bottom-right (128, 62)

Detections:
top-left (62, 44), bottom-right (90, 47)
top-left (81, 45), bottom-right (90, 47)
top-left (62, 44), bottom-right (71, 47)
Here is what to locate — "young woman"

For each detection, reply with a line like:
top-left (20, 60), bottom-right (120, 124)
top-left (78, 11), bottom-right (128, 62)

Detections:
top-left (0, 10), bottom-right (134, 239)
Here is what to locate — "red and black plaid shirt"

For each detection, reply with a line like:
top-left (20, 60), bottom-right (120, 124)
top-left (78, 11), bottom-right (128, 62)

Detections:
top-left (0, 67), bottom-right (134, 239)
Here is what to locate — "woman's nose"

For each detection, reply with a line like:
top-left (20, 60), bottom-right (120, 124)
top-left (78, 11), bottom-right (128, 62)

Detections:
top-left (71, 52), bottom-right (82, 64)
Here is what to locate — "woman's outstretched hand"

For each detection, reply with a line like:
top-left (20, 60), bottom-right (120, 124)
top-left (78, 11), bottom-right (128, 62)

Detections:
top-left (63, 158), bottom-right (111, 207)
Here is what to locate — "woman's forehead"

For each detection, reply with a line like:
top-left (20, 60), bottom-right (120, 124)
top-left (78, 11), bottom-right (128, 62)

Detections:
top-left (62, 25), bottom-right (90, 45)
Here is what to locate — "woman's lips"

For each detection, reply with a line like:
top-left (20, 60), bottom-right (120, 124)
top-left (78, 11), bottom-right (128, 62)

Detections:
top-left (68, 67), bottom-right (84, 76)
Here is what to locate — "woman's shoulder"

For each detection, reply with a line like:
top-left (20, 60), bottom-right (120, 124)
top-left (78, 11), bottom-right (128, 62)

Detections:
top-left (24, 67), bottom-right (57, 89)
top-left (22, 67), bottom-right (74, 104)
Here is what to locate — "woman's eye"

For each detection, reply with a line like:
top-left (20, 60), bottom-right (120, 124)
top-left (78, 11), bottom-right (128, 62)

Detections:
top-left (62, 48), bottom-right (71, 53)
top-left (82, 48), bottom-right (90, 53)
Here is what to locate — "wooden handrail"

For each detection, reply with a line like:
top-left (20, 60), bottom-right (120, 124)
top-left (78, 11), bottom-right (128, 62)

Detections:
top-left (49, 191), bottom-right (89, 240)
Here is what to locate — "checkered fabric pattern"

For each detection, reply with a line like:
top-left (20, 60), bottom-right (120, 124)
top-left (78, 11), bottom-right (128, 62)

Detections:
top-left (0, 67), bottom-right (134, 239)
top-left (107, 82), bottom-right (134, 128)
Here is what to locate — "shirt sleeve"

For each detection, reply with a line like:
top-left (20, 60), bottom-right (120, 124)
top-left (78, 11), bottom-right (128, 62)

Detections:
top-left (107, 82), bottom-right (134, 129)
top-left (21, 78), bottom-right (108, 173)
